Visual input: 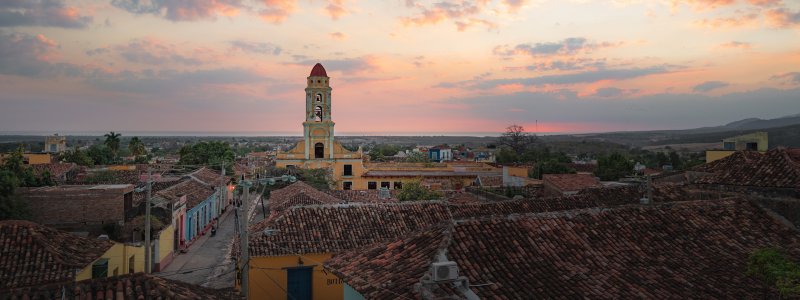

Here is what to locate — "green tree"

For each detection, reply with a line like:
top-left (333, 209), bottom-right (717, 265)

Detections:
top-left (495, 148), bottom-right (519, 164)
top-left (595, 152), bottom-right (633, 181)
top-left (296, 168), bottom-right (334, 190)
top-left (530, 159), bottom-right (576, 179)
top-left (747, 247), bottom-right (800, 298)
top-left (104, 131), bottom-right (122, 159)
top-left (178, 141), bottom-right (235, 172)
top-left (0, 170), bottom-right (30, 220)
top-left (128, 136), bottom-right (146, 157)
top-left (60, 146), bottom-right (94, 167)
top-left (2, 146), bottom-right (53, 187)
top-left (404, 151), bottom-right (430, 163)
top-left (87, 144), bottom-right (114, 165)
top-left (396, 179), bottom-right (442, 201)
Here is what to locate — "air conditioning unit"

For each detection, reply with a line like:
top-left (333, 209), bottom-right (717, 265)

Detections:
top-left (430, 261), bottom-right (459, 282)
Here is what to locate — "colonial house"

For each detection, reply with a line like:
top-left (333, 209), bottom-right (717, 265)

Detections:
top-left (0, 220), bottom-right (146, 292)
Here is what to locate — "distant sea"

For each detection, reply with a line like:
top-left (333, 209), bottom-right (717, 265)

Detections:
top-left (0, 131), bottom-right (564, 137)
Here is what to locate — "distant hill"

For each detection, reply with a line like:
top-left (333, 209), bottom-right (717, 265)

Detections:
top-left (651, 123), bottom-right (800, 148)
top-left (689, 115), bottom-right (800, 133)
top-left (556, 114), bottom-right (800, 148)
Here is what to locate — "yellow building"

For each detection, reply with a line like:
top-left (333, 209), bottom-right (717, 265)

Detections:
top-left (705, 131), bottom-right (768, 163)
top-left (244, 200), bottom-right (449, 299)
top-left (0, 220), bottom-right (149, 290)
top-left (276, 63), bottom-right (501, 190)
top-left (0, 152), bottom-right (52, 165)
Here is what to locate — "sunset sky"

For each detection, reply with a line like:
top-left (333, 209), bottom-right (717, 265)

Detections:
top-left (1, 0), bottom-right (800, 135)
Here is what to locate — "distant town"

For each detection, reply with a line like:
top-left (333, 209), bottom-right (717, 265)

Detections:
top-left (1, 63), bottom-right (799, 299)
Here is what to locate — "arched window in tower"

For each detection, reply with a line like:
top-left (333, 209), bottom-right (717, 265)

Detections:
top-left (314, 143), bottom-right (324, 159)
top-left (316, 93), bottom-right (322, 103)
top-left (314, 106), bottom-right (322, 121)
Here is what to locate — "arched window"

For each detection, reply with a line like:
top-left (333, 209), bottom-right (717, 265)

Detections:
top-left (314, 143), bottom-right (324, 159)
top-left (314, 106), bottom-right (322, 121)
top-left (316, 93), bottom-right (322, 102)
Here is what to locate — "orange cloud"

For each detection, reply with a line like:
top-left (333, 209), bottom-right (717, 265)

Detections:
top-left (765, 8), bottom-right (800, 28)
top-left (719, 41), bottom-right (752, 49)
top-left (455, 18), bottom-right (497, 31)
top-left (329, 32), bottom-right (347, 40)
top-left (325, 0), bottom-right (348, 20)
top-left (259, 0), bottom-right (296, 24)
top-left (695, 13), bottom-right (759, 28)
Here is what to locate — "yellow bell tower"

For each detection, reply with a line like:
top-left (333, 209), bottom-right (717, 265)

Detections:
top-left (304, 63), bottom-right (335, 159)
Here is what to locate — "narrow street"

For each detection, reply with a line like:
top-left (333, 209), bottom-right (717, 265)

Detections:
top-left (156, 193), bottom-right (262, 289)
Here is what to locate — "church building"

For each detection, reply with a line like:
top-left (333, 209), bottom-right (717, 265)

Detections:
top-left (276, 63), bottom-right (501, 191)
top-left (275, 63), bottom-right (367, 188)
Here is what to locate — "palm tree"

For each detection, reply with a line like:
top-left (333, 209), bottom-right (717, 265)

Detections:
top-left (128, 136), bottom-right (146, 157)
top-left (104, 131), bottom-right (122, 159)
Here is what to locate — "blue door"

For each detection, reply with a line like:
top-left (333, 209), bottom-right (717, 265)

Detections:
top-left (286, 267), bottom-right (312, 300)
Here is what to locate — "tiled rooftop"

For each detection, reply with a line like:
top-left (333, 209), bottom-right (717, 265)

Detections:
top-left (248, 201), bottom-right (450, 256)
top-left (0, 220), bottom-right (113, 290)
top-left (268, 181), bottom-right (344, 213)
top-left (156, 178), bottom-right (217, 209)
top-left (694, 148), bottom-right (800, 188)
top-left (28, 163), bottom-right (77, 181)
top-left (189, 167), bottom-right (227, 186)
top-left (324, 189), bottom-right (398, 203)
top-left (5, 273), bottom-right (238, 299)
top-left (543, 173), bottom-right (601, 192)
top-left (132, 177), bottom-right (187, 207)
top-left (326, 199), bottom-right (800, 298)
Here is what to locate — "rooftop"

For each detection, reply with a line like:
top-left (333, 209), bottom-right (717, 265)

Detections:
top-left (326, 199), bottom-right (800, 298)
top-left (5, 273), bottom-right (238, 299)
top-left (0, 220), bottom-right (114, 290)
top-left (542, 173), bottom-right (601, 192)
top-left (156, 178), bottom-right (216, 209)
top-left (248, 201), bottom-right (450, 256)
top-left (309, 62), bottom-right (327, 77)
top-left (694, 148), bottom-right (800, 188)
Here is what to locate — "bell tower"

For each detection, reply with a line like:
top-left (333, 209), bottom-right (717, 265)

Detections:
top-left (303, 63), bottom-right (335, 160)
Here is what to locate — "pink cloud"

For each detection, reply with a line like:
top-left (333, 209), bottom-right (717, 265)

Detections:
top-left (0, 0), bottom-right (93, 28)
top-left (455, 18), bottom-right (497, 31)
top-left (765, 7), bottom-right (800, 28)
top-left (111, 0), bottom-right (242, 21)
top-left (259, 0), bottom-right (296, 23)
top-left (695, 13), bottom-right (759, 28)
top-left (325, 0), bottom-right (348, 20)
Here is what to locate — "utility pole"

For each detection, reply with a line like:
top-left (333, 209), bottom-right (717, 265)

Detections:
top-left (144, 168), bottom-right (152, 274)
top-left (239, 175), bottom-right (250, 299)
top-left (221, 160), bottom-right (226, 214)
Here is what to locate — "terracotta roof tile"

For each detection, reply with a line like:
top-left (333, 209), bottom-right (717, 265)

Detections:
top-left (156, 179), bottom-right (216, 209)
top-left (268, 181), bottom-right (344, 212)
top-left (543, 173), bottom-right (601, 193)
top-left (189, 167), bottom-right (227, 186)
top-left (5, 273), bottom-right (238, 299)
top-left (248, 201), bottom-right (450, 256)
top-left (694, 148), bottom-right (800, 188)
top-left (324, 190), bottom-right (398, 203)
top-left (0, 220), bottom-right (113, 290)
top-left (327, 199), bottom-right (800, 298)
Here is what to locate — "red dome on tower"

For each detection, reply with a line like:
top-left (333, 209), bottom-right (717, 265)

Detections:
top-left (309, 63), bottom-right (328, 77)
